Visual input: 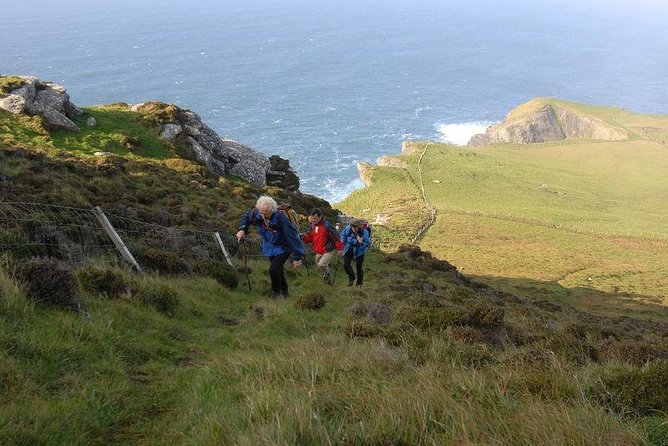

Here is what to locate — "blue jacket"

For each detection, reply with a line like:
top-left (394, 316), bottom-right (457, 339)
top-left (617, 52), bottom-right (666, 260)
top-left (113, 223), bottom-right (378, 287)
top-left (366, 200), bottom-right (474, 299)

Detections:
top-left (340, 225), bottom-right (370, 258)
top-left (239, 209), bottom-right (305, 260)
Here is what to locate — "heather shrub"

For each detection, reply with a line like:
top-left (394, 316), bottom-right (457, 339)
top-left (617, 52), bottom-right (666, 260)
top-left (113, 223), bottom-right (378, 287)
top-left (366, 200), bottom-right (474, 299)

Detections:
top-left (134, 281), bottom-right (180, 316)
top-left (164, 158), bottom-right (204, 175)
top-left (137, 248), bottom-right (188, 274)
top-left (346, 319), bottom-right (381, 338)
top-left (295, 293), bottom-right (326, 311)
top-left (467, 302), bottom-right (505, 328)
top-left (77, 265), bottom-right (131, 299)
top-left (191, 258), bottom-right (239, 289)
top-left (598, 338), bottom-right (666, 365)
top-left (448, 326), bottom-right (486, 344)
top-left (16, 257), bottom-right (78, 308)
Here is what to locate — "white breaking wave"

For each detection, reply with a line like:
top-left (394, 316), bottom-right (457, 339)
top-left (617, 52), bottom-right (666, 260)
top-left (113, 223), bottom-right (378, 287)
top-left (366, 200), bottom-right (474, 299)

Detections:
top-left (323, 177), bottom-right (365, 204)
top-left (435, 121), bottom-right (496, 146)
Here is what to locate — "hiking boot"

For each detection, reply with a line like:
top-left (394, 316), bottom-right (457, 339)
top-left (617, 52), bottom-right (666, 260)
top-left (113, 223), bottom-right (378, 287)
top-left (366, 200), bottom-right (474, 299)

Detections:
top-left (356, 282), bottom-right (363, 288)
top-left (270, 291), bottom-right (281, 299)
top-left (348, 279), bottom-right (355, 287)
top-left (281, 290), bottom-right (290, 298)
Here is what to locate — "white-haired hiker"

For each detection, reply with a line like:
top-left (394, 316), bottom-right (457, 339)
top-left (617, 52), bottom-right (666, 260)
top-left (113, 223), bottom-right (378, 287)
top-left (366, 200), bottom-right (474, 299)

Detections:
top-left (237, 196), bottom-right (304, 298)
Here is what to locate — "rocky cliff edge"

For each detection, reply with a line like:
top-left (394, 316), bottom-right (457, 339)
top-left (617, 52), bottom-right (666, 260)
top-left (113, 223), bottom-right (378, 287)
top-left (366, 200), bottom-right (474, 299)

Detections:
top-left (468, 98), bottom-right (629, 146)
top-left (0, 76), bottom-right (300, 190)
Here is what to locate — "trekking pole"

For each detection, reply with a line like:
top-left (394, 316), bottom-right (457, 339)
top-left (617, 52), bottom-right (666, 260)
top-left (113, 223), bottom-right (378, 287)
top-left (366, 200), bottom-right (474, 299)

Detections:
top-left (304, 252), bottom-right (311, 277)
top-left (332, 252), bottom-right (341, 285)
top-left (238, 238), bottom-right (252, 292)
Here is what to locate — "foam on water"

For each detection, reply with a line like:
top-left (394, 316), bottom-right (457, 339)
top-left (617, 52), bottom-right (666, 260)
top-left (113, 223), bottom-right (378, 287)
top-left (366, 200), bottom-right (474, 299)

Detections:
top-left (323, 177), bottom-right (365, 204)
top-left (435, 122), bottom-right (496, 146)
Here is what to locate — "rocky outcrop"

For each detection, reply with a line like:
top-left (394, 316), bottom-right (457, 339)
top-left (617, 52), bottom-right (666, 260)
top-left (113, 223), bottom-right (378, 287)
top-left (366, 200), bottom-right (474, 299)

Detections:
top-left (135, 101), bottom-right (279, 187)
top-left (224, 139), bottom-right (271, 187)
top-left (0, 76), bottom-right (81, 131)
top-left (401, 141), bottom-right (421, 155)
top-left (266, 155), bottom-right (300, 191)
top-left (0, 76), bottom-right (300, 189)
top-left (357, 162), bottom-right (374, 187)
top-left (468, 100), bottom-right (628, 146)
top-left (377, 155), bottom-right (408, 169)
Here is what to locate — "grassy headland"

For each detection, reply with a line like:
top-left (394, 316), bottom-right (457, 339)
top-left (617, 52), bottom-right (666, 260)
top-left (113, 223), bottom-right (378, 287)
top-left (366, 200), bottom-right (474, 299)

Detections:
top-left (337, 99), bottom-right (668, 308)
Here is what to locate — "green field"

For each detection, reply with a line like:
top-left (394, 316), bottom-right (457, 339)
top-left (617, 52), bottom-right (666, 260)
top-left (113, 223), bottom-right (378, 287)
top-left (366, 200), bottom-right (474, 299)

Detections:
top-left (337, 101), bottom-right (668, 307)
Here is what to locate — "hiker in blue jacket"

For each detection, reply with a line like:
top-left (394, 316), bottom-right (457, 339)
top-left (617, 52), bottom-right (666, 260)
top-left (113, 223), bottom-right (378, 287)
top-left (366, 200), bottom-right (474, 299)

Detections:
top-left (237, 195), bottom-right (304, 298)
top-left (340, 219), bottom-right (370, 287)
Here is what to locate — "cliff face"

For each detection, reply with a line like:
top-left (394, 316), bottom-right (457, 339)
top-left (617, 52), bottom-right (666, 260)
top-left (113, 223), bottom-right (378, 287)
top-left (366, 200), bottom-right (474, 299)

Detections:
top-left (468, 100), bottom-right (628, 146)
top-left (0, 76), bottom-right (300, 189)
top-left (357, 162), bottom-right (374, 187)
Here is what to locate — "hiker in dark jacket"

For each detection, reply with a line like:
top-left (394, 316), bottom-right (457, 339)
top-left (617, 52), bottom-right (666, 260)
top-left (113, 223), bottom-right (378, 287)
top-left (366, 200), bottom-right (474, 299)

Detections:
top-left (301, 208), bottom-right (343, 284)
top-left (237, 195), bottom-right (304, 298)
top-left (340, 219), bottom-right (370, 287)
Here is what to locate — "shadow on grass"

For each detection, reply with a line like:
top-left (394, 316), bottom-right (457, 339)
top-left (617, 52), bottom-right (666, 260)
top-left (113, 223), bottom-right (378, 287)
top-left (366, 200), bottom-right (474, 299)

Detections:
top-left (472, 274), bottom-right (668, 323)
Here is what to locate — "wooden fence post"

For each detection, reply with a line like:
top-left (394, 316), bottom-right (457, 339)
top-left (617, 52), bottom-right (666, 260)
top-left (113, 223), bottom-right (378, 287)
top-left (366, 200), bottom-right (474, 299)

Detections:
top-left (92, 206), bottom-right (143, 272)
top-left (213, 232), bottom-right (235, 268)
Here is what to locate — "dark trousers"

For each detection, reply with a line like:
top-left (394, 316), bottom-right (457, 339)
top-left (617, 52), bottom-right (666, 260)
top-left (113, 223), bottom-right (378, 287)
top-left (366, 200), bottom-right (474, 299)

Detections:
top-left (269, 252), bottom-right (291, 294)
top-left (343, 252), bottom-right (365, 285)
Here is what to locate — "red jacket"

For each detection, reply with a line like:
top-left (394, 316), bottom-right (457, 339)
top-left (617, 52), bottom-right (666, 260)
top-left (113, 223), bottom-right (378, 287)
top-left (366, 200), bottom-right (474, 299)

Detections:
top-left (301, 220), bottom-right (343, 254)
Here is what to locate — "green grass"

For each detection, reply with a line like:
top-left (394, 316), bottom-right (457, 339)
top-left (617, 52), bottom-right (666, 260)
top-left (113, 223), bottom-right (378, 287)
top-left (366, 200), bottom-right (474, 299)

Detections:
top-left (2, 251), bottom-right (666, 445)
top-left (1, 104), bottom-right (172, 159)
top-left (339, 161), bottom-right (432, 249)
top-left (337, 104), bottom-right (668, 307)
top-left (0, 76), bottom-right (26, 94)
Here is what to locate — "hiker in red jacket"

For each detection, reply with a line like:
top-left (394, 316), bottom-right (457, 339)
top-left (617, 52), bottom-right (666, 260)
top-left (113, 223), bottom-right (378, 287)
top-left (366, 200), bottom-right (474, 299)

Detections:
top-left (301, 208), bottom-right (343, 285)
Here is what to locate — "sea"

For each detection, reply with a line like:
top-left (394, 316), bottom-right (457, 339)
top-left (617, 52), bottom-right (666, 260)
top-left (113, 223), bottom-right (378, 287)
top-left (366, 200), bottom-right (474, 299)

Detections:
top-left (2, 0), bottom-right (668, 203)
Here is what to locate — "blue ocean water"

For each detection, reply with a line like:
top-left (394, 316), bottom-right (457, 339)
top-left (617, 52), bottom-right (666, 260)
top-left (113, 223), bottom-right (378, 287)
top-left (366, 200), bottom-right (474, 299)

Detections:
top-left (2, 0), bottom-right (668, 202)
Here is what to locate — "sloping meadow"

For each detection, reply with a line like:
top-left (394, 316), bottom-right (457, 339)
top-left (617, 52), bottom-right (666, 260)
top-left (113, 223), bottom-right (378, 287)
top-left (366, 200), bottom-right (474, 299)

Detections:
top-left (1, 244), bottom-right (667, 444)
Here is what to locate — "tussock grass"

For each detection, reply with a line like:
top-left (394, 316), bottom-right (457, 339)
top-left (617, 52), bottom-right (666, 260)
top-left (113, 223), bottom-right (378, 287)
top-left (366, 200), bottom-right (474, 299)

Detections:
top-left (1, 247), bottom-right (666, 444)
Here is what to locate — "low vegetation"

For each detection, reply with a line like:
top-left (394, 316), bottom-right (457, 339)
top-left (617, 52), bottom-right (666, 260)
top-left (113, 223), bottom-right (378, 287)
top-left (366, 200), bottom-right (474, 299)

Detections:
top-left (0, 76), bottom-right (26, 94)
top-left (2, 246), bottom-right (667, 444)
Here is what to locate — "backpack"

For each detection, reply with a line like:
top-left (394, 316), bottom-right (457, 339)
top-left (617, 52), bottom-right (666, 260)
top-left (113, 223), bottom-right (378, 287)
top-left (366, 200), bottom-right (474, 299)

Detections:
top-left (277, 203), bottom-right (300, 229)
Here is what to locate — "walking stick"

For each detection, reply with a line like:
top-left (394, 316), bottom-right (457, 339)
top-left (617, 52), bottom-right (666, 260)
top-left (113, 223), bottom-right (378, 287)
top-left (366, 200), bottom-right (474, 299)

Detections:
top-left (332, 252), bottom-right (341, 285)
top-left (304, 251), bottom-right (311, 277)
top-left (238, 238), bottom-right (252, 292)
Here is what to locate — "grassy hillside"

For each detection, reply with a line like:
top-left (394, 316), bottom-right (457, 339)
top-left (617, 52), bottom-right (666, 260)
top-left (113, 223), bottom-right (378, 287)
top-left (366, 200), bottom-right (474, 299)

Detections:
top-left (2, 250), bottom-right (668, 445)
top-left (0, 105), bottom-right (334, 231)
top-left (2, 95), bottom-right (668, 444)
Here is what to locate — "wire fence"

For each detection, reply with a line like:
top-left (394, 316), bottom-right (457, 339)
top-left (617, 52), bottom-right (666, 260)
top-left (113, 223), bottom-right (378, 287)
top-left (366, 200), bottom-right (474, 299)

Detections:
top-left (0, 201), bottom-right (265, 270)
top-left (0, 201), bottom-right (385, 277)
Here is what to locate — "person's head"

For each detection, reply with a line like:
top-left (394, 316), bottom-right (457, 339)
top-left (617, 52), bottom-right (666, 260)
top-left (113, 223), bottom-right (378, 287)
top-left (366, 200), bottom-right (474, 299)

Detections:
top-left (351, 219), bottom-right (363, 232)
top-left (309, 208), bottom-right (323, 223)
top-left (256, 195), bottom-right (277, 219)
